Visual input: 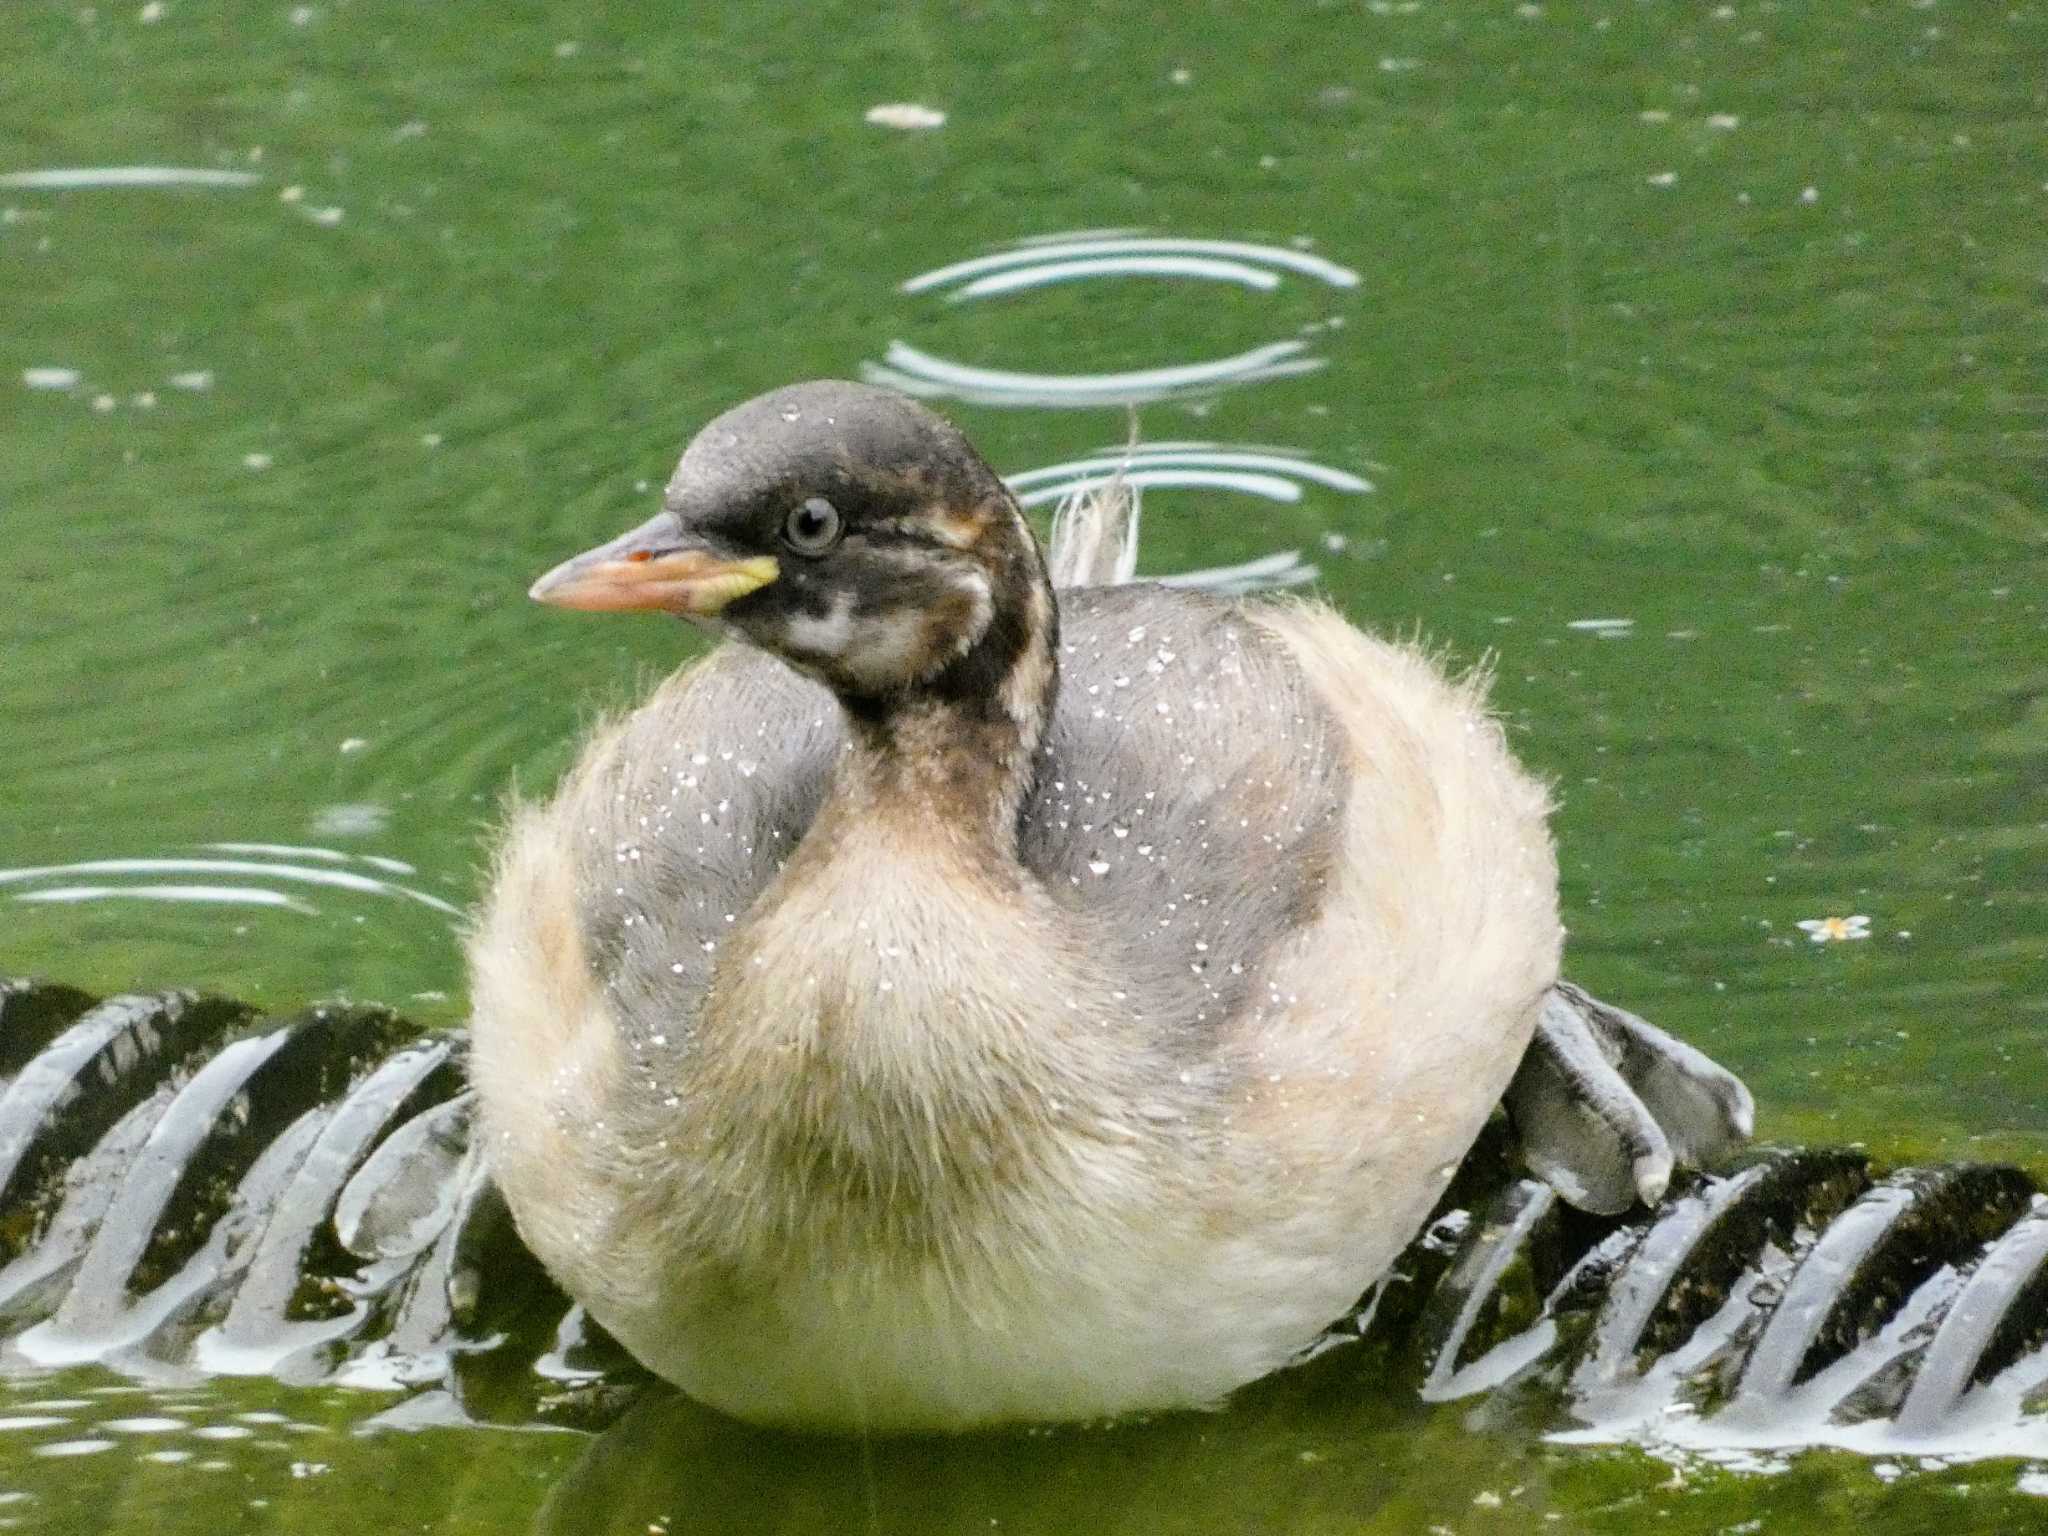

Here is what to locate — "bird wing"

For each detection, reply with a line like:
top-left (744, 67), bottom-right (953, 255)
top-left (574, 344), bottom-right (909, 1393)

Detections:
top-left (1024, 584), bottom-right (1349, 1046)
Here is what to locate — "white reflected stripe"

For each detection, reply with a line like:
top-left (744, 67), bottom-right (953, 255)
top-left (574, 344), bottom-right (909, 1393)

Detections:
top-left (202, 841), bottom-right (417, 874)
top-left (1158, 551), bottom-right (1320, 594)
top-left (12, 885), bottom-right (318, 915)
top-left (1014, 470), bottom-right (1307, 508)
top-left (956, 255), bottom-right (1284, 298)
top-left (0, 859), bottom-right (461, 915)
top-left (903, 237), bottom-right (1360, 293)
top-left (1014, 226), bottom-right (1144, 246)
top-left (0, 167), bottom-right (262, 189)
top-left (866, 359), bottom-right (1323, 407)
top-left (1008, 451), bottom-right (1372, 493)
top-left (1138, 440), bottom-right (1391, 473)
top-left (866, 339), bottom-right (1323, 405)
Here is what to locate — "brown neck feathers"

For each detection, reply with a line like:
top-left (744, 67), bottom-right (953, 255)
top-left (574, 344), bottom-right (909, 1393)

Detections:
top-left (835, 506), bottom-right (1059, 861)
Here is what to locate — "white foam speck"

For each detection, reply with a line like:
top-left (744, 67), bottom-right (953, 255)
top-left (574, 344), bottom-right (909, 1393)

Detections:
top-left (864, 102), bottom-right (946, 130)
top-left (309, 801), bottom-right (388, 836)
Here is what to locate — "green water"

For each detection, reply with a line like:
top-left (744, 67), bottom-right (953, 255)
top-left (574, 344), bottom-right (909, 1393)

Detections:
top-left (3, 0), bottom-right (2045, 1528)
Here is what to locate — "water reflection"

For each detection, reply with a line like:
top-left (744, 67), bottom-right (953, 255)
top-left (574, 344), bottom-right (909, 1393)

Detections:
top-left (872, 232), bottom-right (1355, 407)
top-left (0, 168), bottom-right (261, 190)
top-left (11, 884), bottom-right (318, 916)
top-left (533, 1351), bottom-right (1499, 1536)
top-left (0, 848), bottom-right (461, 919)
top-left (1008, 442), bottom-right (1369, 594)
top-left (864, 337), bottom-right (1323, 408)
top-left (1009, 443), bottom-right (1374, 508)
top-left (953, 252), bottom-right (1289, 297)
top-left (901, 233), bottom-right (1361, 297)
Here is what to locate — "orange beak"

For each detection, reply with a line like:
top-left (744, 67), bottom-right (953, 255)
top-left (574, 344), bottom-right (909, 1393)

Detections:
top-left (528, 512), bottom-right (779, 618)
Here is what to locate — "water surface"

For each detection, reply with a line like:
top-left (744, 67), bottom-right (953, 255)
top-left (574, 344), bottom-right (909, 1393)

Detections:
top-left (3, 0), bottom-right (2044, 1529)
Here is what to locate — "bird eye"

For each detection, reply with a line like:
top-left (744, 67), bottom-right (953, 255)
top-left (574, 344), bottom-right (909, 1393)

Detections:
top-left (783, 496), bottom-right (842, 556)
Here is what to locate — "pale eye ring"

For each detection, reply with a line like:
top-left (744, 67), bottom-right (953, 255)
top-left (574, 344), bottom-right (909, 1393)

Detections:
top-left (782, 496), bottom-right (842, 555)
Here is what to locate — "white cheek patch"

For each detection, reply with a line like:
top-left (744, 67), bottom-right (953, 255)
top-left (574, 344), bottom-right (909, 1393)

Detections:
top-left (779, 563), bottom-right (997, 692)
top-left (839, 610), bottom-right (936, 692)
top-left (781, 592), bottom-right (855, 659)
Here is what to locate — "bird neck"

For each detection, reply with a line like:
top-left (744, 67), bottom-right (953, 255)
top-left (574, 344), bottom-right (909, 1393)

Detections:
top-left (830, 528), bottom-right (1059, 863)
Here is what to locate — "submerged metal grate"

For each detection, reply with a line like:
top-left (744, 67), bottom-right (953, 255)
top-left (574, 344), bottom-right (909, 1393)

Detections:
top-left (0, 977), bottom-right (2042, 1454)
